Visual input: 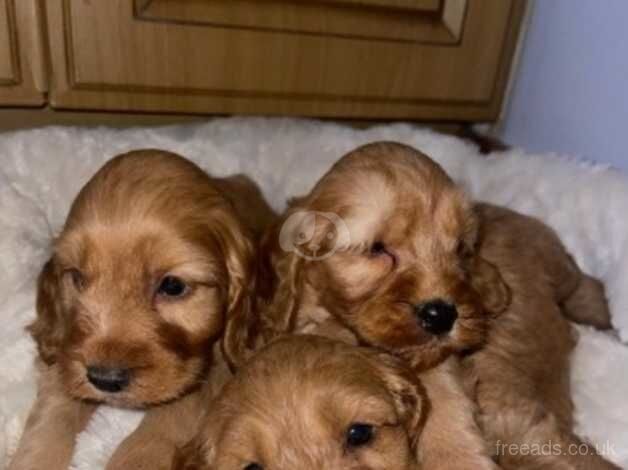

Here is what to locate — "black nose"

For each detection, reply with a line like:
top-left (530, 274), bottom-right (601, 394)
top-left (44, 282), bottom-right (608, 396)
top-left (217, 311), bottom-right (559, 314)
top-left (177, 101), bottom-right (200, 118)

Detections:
top-left (86, 366), bottom-right (130, 393)
top-left (415, 300), bottom-right (458, 335)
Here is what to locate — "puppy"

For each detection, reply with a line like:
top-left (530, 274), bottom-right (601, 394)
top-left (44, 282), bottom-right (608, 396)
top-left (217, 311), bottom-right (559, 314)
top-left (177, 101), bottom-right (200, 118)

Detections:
top-left (173, 335), bottom-right (427, 470)
top-left (258, 148), bottom-right (509, 371)
top-left (463, 203), bottom-right (617, 470)
top-left (244, 142), bottom-right (616, 469)
top-left (9, 150), bottom-right (274, 470)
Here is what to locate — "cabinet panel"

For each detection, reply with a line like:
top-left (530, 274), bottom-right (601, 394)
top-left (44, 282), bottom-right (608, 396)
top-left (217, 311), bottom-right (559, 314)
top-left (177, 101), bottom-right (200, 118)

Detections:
top-left (0, 0), bottom-right (17, 84)
top-left (137, 0), bottom-right (455, 43)
top-left (48, 0), bottom-right (526, 120)
top-left (318, 0), bottom-right (441, 11)
top-left (0, 0), bottom-right (46, 106)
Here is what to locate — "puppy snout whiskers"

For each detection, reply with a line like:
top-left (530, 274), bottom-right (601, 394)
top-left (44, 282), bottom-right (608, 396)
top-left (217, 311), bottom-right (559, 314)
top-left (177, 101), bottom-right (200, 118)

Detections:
top-left (415, 299), bottom-right (458, 335)
top-left (86, 366), bottom-right (131, 393)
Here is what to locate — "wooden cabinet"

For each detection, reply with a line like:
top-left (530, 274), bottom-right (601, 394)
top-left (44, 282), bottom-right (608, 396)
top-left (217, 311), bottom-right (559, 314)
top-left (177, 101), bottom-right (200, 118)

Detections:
top-left (0, 0), bottom-right (46, 106)
top-left (2, 0), bottom-right (527, 122)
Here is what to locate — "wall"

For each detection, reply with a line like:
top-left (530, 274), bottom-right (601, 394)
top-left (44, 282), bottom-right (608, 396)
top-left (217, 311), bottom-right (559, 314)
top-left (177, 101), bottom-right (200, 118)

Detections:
top-left (500, 0), bottom-right (628, 170)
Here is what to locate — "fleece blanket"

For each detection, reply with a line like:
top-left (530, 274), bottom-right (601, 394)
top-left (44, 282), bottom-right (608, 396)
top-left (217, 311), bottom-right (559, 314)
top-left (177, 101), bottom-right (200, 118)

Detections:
top-left (0, 118), bottom-right (627, 469)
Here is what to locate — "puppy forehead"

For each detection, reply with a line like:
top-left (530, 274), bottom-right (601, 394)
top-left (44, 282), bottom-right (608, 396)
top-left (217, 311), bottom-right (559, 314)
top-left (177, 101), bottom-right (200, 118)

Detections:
top-left (56, 221), bottom-right (222, 276)
top-left (414, 186), bottom-right (471, 239)
top-left (248, 354), bottom-right (398, 425)
top-left (214, 339), bottom-right (404, 460)
top-left (316, 381), bottom-right (398, 425)
top-left (340, 170), bottom-right (397, 242)
top-left (228, 380), bottom-right (396, 454)
top-left (313, 166), bottom-right (467, 246)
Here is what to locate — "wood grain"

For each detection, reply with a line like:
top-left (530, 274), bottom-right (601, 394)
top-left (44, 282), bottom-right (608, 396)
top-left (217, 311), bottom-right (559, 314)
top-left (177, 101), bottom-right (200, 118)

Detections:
top-left (0, 0), bottom-right (46, 106)
top-left (141, 0), bottom-right (442, 15)
top-left (314, 0), bottom-right (441, 12)
top-left (136, 0), bottom-right (458, 43)
top-left (0, 0), bottom-right (19, 85)
top-left (47, 0), bottom-right (526, 121)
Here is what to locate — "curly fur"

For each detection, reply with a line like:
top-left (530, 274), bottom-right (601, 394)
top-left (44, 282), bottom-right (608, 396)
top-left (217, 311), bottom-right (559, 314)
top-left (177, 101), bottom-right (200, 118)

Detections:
top-left (173, 335), bottom-right (427, 470)
top-left (9, 150), bottom-right (273, 470)
top-left (246, 142), bottom-right (616, 470)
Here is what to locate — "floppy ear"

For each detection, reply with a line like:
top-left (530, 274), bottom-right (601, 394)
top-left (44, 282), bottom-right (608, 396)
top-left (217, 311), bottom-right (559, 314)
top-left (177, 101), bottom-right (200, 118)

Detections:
top-left (374, 353), bottom-right (428, 449)
top-left (469, 256), bottom-right (511, 317)
top-left (259, 249), bottom-right (303, 338)
top-left (27, 258), bottom-right (66, 365)
top-left (215, 218), bottom-right (258, 370)
top-left (221, 293), bottom-right (255, 370)
top-left (220, 211), bottom-right (306, 369)
top-left (260, 203), bottom-right (355, 336)
top-left (247, 217), bottom-right (304, 342)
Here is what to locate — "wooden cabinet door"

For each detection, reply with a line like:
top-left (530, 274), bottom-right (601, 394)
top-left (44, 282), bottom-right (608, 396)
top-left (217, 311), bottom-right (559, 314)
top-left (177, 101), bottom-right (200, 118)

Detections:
top-left (0, 0), bottom-right (46, 106)
top-left (47, 0), bottom-right (526, 121)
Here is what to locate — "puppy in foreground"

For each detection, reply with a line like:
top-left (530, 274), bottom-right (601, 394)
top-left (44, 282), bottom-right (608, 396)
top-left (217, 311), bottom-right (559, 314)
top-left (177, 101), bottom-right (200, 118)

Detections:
top-left (9, 150), bottom-right (274, 470)
top-left (250, 142), bottom-right (616, 469)
top-left (173, 335), bottom-right (427, 470)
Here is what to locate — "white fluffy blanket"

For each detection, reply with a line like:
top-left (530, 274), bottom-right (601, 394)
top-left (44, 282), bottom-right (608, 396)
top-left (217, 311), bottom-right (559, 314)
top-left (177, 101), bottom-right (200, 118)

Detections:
top-left (1, 118), bottom-right (627, 469)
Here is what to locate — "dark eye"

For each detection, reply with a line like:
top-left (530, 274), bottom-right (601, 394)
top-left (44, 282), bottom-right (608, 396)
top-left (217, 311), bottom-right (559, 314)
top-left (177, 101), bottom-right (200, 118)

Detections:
top-left (157, 276), bottom-right (188, 298)
top-left (370, 241), bottom-right (386, 255)
top-left (346, 423), bottom-right (374, 448)
top-left (370, 241), bottom-right (396, 266)
top-left (66, 268), bottom-right (86, 291)
top-left (243, 464), bottom-right (263, 470)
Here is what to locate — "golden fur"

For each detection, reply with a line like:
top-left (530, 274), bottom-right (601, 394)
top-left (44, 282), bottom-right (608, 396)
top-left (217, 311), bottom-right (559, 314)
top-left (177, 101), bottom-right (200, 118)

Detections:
top-left (173, 335), bottom-right (427, 470)
top-left (462, 203), bottom-right (616, 469)
top-left (255, 143), bottom-right (510, 371)
top-left (9, 150), bottom-right (274, 470)
top-left (242, 142), bottom-right (616, 469)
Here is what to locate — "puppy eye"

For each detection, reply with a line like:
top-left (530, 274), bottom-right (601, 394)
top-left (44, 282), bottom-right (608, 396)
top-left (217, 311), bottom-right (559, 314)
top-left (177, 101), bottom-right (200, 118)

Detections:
top-left (65, 268), bottom-right (86, 291)
top-left (370, 241), bottom-right (386, 255)
top-left (346, 423), bottom-right (374, 448)
top-left (370, 241), bottom-right (396, 265)
top-left (243, 464), bottom-right (263, 470)
top-left (157, 276), bottom-right (188, 298)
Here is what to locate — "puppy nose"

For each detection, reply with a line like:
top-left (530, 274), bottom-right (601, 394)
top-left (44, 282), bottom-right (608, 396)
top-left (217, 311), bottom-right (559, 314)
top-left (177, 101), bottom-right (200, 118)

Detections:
top-left (415, 300), bottom-right (458, 335)
top-left (86, 366), bottom-right (130, 393)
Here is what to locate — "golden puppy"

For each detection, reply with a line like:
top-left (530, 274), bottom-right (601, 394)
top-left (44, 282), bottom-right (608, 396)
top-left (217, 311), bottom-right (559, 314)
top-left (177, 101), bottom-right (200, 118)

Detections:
top-left (257, 147), bottom-right (509, 372)
top-left (173, 335), bottom-right (427, 470)
top-left (464, 203), bottom-right (617, 470)
top-left (244, 142), bottom-right (616, 469)
top-left (9, 150), bottom-right (274, 470)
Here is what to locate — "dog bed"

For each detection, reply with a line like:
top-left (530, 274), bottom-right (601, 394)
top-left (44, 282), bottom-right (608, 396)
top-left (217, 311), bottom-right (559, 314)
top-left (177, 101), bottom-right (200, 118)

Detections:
top-left (1, 117), bottom-right (627, 469)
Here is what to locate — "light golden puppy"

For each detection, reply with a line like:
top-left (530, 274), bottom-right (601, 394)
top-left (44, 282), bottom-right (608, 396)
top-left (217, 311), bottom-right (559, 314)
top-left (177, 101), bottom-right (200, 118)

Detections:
top-left (258, 145), bottom-right (510, 372)
top-left (173, 335), bottom-right (427, 470)
top-left (9, 150), bottom-right (274, 470)
top-left (245, 142), bottom-right (616, 470)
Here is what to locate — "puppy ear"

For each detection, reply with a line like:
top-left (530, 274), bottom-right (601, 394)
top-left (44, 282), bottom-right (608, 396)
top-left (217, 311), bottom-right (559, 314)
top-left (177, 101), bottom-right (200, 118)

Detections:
top-left (216, 218), bottom-right (257, 370)
top-left (258, 206), bottom-right (352, 338)
top-left (374, 353), bottom-right (428, 449)
top-left (259, 250), bottom-right (303, 338)
top-left (252, 219), bottom-right (304, 341)
top-left (27, 259), bottom-right (66, 365)
top-left (220, 212), bottom-right (305, 369)
top-left (470, 256), bottom-right (511, 317)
